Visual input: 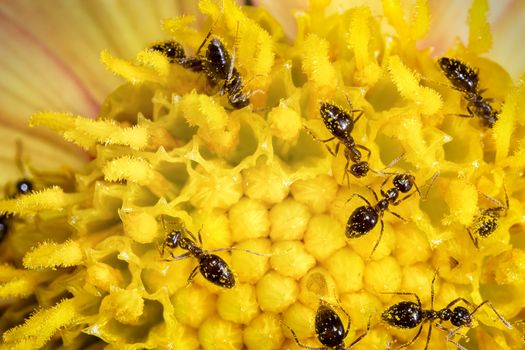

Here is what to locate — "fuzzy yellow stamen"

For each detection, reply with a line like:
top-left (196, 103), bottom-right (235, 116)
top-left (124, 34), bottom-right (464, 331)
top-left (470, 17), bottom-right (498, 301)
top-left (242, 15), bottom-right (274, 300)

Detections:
top-left (23, 240), bottom-right (83, 269)
top-left (2, 299), bottom-right (77, 349)
top-left (30, 112), bottom-right (149, 150)
top-left (468, 0), bottom-right (492, 54)
top-left (388, 55), bottom-right (443, 115)
top-left (0, 186), bottom-right (79, 214)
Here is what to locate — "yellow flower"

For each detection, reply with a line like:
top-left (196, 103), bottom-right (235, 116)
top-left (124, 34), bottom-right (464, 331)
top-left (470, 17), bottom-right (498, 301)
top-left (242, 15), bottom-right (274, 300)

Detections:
top-left (1, 0), bottom-right (525, 349)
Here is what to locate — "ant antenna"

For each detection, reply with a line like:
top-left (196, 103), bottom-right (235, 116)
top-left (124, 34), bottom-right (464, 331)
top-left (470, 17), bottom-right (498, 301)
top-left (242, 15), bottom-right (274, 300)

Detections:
top-left (195, 0), bottom-right (226, 55)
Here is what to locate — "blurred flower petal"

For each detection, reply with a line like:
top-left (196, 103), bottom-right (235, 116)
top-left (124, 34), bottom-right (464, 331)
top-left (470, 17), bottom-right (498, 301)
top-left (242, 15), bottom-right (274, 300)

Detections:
top-left (420, 0), bottom-right (525, 77)
top-left (0, 1), bottom-right (197, 181)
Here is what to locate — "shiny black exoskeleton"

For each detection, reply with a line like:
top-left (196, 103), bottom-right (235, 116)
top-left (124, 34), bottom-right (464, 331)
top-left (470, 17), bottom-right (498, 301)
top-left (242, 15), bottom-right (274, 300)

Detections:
top-left (15, 179), bottom-right (33, 195)
top-left (438, 57), bottom-right (499, 128)
top-left (467, 189), bottom-right (509, 248)
top-left (285, 300), bottom-right (369, 350)
top-left (160, 217), bottom-right (266, 288)
top-left (309, 102), bottom-right (370, 182)
top-left (161, 225), bottom-right (235, 288)
top-left (150, 41), bottom-right (187, 64)
top-left (346, 173), bottom-right (418, 257)
top-left (382, 271), bottom-right (512, 350)
top-left (202, 37), bottom-right (250, 108)
top-left (0, 214), bottom-right (8, 242)
top-left (173, 34), bottom-right (250, 108)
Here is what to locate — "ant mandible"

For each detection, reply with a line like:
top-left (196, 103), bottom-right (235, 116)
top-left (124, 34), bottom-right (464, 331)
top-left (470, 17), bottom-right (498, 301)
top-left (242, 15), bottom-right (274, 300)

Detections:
top-left (346, 173), bottom-right (420, 257)
top-left (382, 270), bottom-right (512, 350)
top-left (160, 216), bottom-right (265, 289)
top-left (467, 188), bottom-right (509, 249)
top-left (283, 299), bottom-right (370, 350)
top-left (438, 57), bottom-right (499, 128)
top-left (307, 100), bottom-right (371, 184)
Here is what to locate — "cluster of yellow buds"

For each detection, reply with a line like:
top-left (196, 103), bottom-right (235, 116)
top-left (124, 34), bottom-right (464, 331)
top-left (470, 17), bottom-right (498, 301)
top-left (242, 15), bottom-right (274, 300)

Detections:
top-left (1, 0), bottom-right (525, 349)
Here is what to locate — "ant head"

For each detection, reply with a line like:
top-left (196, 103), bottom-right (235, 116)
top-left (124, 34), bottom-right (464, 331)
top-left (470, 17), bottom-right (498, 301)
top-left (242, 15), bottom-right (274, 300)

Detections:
top-left (351, 162), bottom-right (369, 177)
top-left (393, 173), bottom-right (414, 193)
top-left (451, 306), bottom-right (472, 327)
top-left (164, 231), bottom-right (183, 249)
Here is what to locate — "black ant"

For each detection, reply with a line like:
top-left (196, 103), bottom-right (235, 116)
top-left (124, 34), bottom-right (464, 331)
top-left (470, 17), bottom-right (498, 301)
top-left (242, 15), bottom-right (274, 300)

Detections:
top-left (191, 28), bottom-right (250, 109)
top-left (283, 300), bottom-right (370, 349)
top-left (307, 101), bottom-right (371, 182)
top-left (160, 216), bottom-right (266, 289)
top-left (149, 41), bottom-right (187, 64)
top-left (467, 188), bottom-right (509, 248)
top-left (382, 270), bottom-right (512, 350)
top-left (438, 57), bottom-right (499, 128)
top-left (346, 173), bottom-right (420, 257)
top-left (15, 179), bottom-right (33, 195)
top-left (0, 214), bottom-right (8, 242)
top-left (0, 179), bottom-right (34, 243)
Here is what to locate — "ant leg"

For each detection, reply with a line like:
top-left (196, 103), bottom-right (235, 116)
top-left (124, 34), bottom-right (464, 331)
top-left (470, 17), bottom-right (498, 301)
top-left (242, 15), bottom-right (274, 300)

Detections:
top-left (303, 126), bottom-right (336, 143)
top-left (397, 324), bottom-right (424, 349)
top-left (365, 186), bottom-right (379, 202)
top-left (351, 109), bottom-right (364, 125)
top-left (387, 210), bottom-right (408, 223)
top-left (368, 219), bottom-right (384, 259)
top-left (281, 322), bottom-right (324, 350)
top-left (355, 144), bottom-right (371, 161)
top-left (346, 193), bottom-right (372, 207)
top-left (440, 325), bottom-right (469, 350)
top-left (207, 247), bottom-right (271, 257)
top-left (166, 251), bottom-right (192, 261)
top-left (392, 191), bottom-right (416, 206)
top-left (185, 265), bottom-right (200, 287)
top-left (430, 269), bottom-right (439, 309)
top-left (470, 300), bottom-right (512, 329)
top-left (227, 22), bottom-right (240, 85)
top-left (466, 227), bottom-right (480, 249)
top-left (423, 323), bottom-right (433, 350)
top-left (348, 316), bottom-right (371, 348)
top-left (445, 297), bottom-right (474, 310)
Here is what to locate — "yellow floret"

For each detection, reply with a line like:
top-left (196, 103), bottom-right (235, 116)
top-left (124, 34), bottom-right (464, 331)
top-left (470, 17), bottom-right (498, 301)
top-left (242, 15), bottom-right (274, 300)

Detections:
top-left (198, 316), bottom-right (243, 350)
top-left (217, 283), bottom-right (259, 324)
top-left (270, 240), bottom-right (316, 279)
top-left (267, 104), bottom-right (302, 142)
top-left (364, 256), bottom-right (402, 297)
top-left (228, 198), bottom-right (270, 242)
top-left (290, 175), bottom-right (338, 214)
top-left (230, 238), bottom-right (271, 283)
top-left (323, 247), bottom-right (365, 293)
top-left (243, 313), bottom-right (284, 350)
top-left (100, 287), bottom-right (144, 325)
top-left (303, 214), bottom-right (346, 261)
top-left (242, 160), bottom-right (291, 204)
top-left (120, 211), bottom-right (158, 243)
top-left (85, 262), bottom-right (123, 292)
top-left (269, 198), bottom-right (311, 241)
top-left (256, 271), bottom-right (298, 312)
top-left (172, 284), bottom-right (216, 328)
